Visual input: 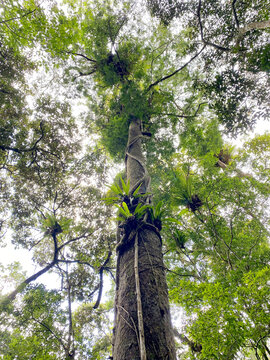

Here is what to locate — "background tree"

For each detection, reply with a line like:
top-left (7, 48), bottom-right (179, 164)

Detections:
top-left (0, 0), bottom-right (269, 359)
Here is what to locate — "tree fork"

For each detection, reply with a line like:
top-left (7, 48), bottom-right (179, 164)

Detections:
top-left (113, 117), bottom-right (176, 359)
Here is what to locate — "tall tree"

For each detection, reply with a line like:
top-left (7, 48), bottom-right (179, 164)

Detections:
top-left (0, 0), bottom-right (269, 358)
top-left (112, 117), bottom-right (176, 359)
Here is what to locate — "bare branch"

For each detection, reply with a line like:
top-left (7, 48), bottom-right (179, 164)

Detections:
top-left (232, 0), bottom-right (239, 28)
top-left (197, 0), bottom-right (204, 41)
top-left (0, 145), bottom-right (23, 154)
top-left (239, 19), bottom-right (270, 35)
top-left (93, 251), bottom-right (112, 309)
top-left (241, 206), bottom-right (269, 235)
top-left (157, 102), bottom-right (207, 119)
top-left (101, 250), bottom-right (112, 269)
top-left (206, 201), bottom-right (241, 265)
top-left (0, 232), bottom-right (59, 307)
top-left (57, 259), bottom-right (95, 271)
top-left (150, 39), bottom-right (176, 83)
top-left (29, 236), bottom-right (44, 250)
top-left (197, 0), bottom-right (230, 51)
top-left (147, 46), bottom-right (206, 91)
top-left (58, 231), bottom-right (94, 251)
top-left (156, 112), bottom-right (187, 118)
top-left (53, 191), bottom-right (58, 214)
top-left (65, 266), bottom-right (75, 358)
top-left (167, 267), bottom-right (201, 279)
top-left (1, 18), bottom-right (30, 41)
top-left (0, 260), bottom-right (57, 308)
top-left (32, 120), bottom-right (45, 148)
top-left (93, 269), bottom-right (104, 309)
top-left (64, 51), bottom-right (97, 63)
top-left (0, 89), bottom-right (11, 94)
top-left (73, 68), bottom-right (97, 80)
top-left (107, 268), bottom-right (116, 283)
top-left (0, 121), bottom-right (45, 154)
top-left (235, 19), bottom-right (270, 47)
top-left (54, 183), bottom-right (80, 212)
top-left (107, 13), bottom-right (128, 47)
top-left (216, 159), bottom-right (227, 169)
top-left (86, 283), bottom-right (100, 299)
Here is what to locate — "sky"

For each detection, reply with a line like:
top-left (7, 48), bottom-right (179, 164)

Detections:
top-left (0, 115), bottom-right (269, 294)
top-left (0, 0), bottom-right (269, 312)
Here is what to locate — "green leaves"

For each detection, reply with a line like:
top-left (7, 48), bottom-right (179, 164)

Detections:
top-left (173, 168), bottom-right (192, 204)
top-left (173, 229), bottom-right (187, 250)
top-left (104, 175), bottom-right (151, 222)
top-left (120, 177), bottom-right (130, 196)
top-left (169, 268), bottom-right (270, 359)
top-left (0, 284), bottom-right (64, 359)
top-left (115, 201), bottom-right (150, 221)
top-left (96, 83), bottom-right (150, 159)
top-left (104, 176), bottom-right (145, 205)
top-left (148, 201), bottom-right (164, 222)
top-left (115, 201), bottom-right (132, 220)
top-left (40, 213), bottom-right (72, 237)
top-left (1, 0), bottom-right (270, 358)
top-left (171, 168), bottom-right (203, 212)
top-left (96, 41), bottom-right (143, 86)
top-left (104, 178), bottom-right (130, 205)
top-left (165, 134), bottom-right (270, 359)
top-left (133, 203), bottom-right (150, 219)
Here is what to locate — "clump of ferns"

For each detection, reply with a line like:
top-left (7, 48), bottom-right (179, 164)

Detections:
top-left (104, 177), bottom-right (146, 210)
top-left (148, 201), bottom-right (165, 231)
top-left (104, 178), bottom-right (169, 234)
top-left (172, 228), bottom-right (188, 250)
top-left (116, 201), bottom-right (150, 232)
top-left (40, 213), bottom-right (72, 237)
top-left (172, 168), bottom-right (203, 213)
top-left (105, 178), bottom-right (171, 232)
top-left (116, 200), bottom-right (167, 234)
top-left (104, 177), bottom-right (150, 229)
top-left (97, 42), bottom-right (142, 86)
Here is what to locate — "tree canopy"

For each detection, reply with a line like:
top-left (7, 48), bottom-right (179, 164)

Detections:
top-left (0, 0), bottom-right (269, 359)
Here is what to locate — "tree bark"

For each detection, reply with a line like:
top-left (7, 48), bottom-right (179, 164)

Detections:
top-left (235, 19), bottom-right (270, 45)
top-left (113, 117), bottom-right (176, 359)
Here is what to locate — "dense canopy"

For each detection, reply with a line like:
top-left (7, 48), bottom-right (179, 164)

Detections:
top-left (0, 0), bottom-right (269, 359)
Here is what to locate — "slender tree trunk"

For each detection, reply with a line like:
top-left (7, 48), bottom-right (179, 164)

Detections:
top-left (113, 118), bottom-right (176, 359)
top-left (66, 266), bottom-right (75, 360)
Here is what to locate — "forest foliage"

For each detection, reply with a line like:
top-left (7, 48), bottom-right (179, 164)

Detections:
top-left (0, 0), bottom-right (269, 359)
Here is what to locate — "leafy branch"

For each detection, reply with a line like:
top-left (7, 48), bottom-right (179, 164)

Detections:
top-left (0, 214), bottom-right (94, 308)
top-left (0, 8), bottom-right (38, 25)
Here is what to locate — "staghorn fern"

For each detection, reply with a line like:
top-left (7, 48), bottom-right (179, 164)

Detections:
top-left (172, 168), bottom-right (202, 212)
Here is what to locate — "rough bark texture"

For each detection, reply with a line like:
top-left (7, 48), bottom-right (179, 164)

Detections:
top-left (113, 117), bottom-right (176, 359)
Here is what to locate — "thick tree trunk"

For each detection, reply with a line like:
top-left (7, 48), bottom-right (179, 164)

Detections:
top-left (113, 118), bottom-right (176, 359)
